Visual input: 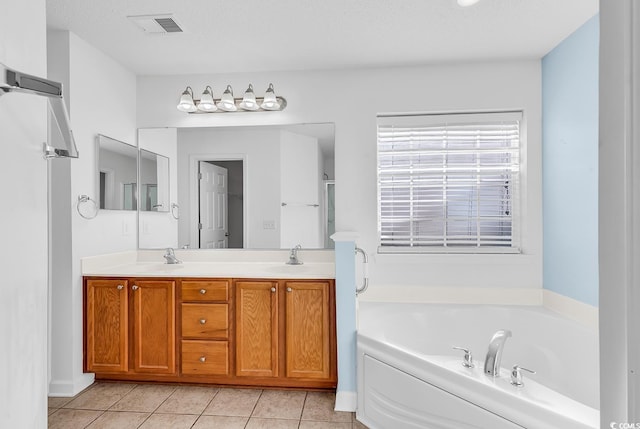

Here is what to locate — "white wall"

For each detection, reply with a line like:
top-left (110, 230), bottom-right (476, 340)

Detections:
top-left (138, 61), bottom-right (543, 293)
top-left (0, 0), bottom-right (48, 426)
top-left (176, 127), bottom-right (282, 249)
top-left (138, 127), bottom-right (179, 249)
top-left (47, 30), bottom-right (138, 396)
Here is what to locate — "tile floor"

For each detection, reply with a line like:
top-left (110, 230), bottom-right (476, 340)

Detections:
top-left (48, 382), bottom-right (368, 429)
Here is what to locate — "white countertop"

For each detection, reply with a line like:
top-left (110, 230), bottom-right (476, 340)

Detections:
top-left (82, 250), bottom-right (335, 279)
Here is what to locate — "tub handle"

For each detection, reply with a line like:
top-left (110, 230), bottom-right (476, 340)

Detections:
top-left (355, 246), bottom-right (369, 296)
top-left (510, 365), bottom-right (536, 387)
top-left (452, 347), bottom-right (475, 368)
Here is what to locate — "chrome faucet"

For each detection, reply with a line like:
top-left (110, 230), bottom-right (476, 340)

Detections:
top-left (163, 247), bottom-right (181, 264)
top-left (484, 329), bottom-right (512, 377)
top-left (286, 244), bottom-right (303, 265)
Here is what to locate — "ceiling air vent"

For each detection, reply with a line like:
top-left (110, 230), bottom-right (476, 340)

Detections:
top-left (128, 14), bottom-right (184, 34)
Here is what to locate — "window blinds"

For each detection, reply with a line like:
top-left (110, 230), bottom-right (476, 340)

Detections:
top-left (377, 111), bottom-right (521, 252)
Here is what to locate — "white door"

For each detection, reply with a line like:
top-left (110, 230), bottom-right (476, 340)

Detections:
top-left (199, 162), bottom-right (228, 249)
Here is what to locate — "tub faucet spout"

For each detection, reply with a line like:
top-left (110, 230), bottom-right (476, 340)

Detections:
top-left (484, 329), bottom-right (512, 377)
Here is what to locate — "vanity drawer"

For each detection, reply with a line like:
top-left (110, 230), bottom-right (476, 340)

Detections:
top-left (181, 340), bottom-right (229, 375)
top-left (182, 280), bottom-right (229, 302)
top-left (182, 303), bottom-right (228, 339)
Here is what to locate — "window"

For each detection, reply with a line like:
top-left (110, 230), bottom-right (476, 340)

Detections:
top-left (377, 111), bottom-right (522, 253)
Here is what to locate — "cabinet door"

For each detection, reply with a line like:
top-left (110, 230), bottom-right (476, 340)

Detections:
top-left (85, 279), bottom-right (128, 373)
top-left (235, 281), bottom-right (278, 377)
top-left (285, 281), bottom-right (331, 379)
top-left (131, 280), bottom-right (176, 374)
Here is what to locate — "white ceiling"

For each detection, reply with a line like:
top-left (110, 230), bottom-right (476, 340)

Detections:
top-left (46, 0), bottom-right (599, 76)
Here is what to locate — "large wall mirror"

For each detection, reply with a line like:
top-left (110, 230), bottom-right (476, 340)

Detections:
top-left (96, 134), bottom-right (138, 210)
top-left (137, 123), bottom-right (335, 250)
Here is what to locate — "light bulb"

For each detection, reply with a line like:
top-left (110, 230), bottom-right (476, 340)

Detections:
top-left (260, 83), bottom-right (281, 111)
top-left (177, 86), bottom-right (197, 112)
top-left (239, 84), bottom-right (259, 111)
top-left (197, 86), bottom-right (217, 112)
top-left (217, 85), bottom-right (237, 112)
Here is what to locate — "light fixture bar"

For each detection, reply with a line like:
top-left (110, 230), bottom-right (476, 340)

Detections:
top-left (177, 83), bottom-right (287, 113)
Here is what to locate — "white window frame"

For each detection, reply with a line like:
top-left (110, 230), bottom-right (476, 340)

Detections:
top-left (377, 111), bottom-right (523, 254)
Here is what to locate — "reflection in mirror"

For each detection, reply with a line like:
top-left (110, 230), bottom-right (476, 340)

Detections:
top-left (137, 123), bottom-right (335, 250)
top-left (96, 134), bottom-right (138, 210)
top-left (139, 149), bottom-right (170, 212)
top-left (177, 123), bottom-right (335, 250)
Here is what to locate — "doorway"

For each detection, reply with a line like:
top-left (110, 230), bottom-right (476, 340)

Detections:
top-left (197, 160), bottom-right (244, 249)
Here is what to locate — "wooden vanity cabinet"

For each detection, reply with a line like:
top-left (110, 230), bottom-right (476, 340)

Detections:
top-left (84, 276), bottom-right (335, 389)
top-left (284, 281), bottom-right (332, 380)
top-left (235, 280), bottom-right (279, 378)
top-left (235, 279), bottom-right (336, 387)
top-left (84, 278), bottom-right (176, 376)
top-left (180, 280), bottom-right (231, 376)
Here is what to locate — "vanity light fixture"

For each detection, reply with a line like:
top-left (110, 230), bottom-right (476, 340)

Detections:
top-left (217, 85), bottom-right (238, 112)
top-left (177, 86), bottom-right (197, 112)
top-left (196, 86), bottom-right (217, 112)
top-left (260, 83), bottom-right (281, 110)
top-left (177, 83), bottom-right (287, 113)
top-left (239, 84), bottom-right (259, 111)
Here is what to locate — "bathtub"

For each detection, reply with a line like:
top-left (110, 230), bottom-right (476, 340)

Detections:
top-left (356, 302), bottom-right (599, 429)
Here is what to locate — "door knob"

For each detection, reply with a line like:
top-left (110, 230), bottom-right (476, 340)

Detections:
top-left (117, 284), bottom-right (124, 290)
top-left (199, 319), bottom-right (206, 324)
top-left (199, 356), bottom-right (206, 363)
top-left (271, 287), bottom-right (276, 292)
top-left (286, 287), bottom-right (292, 292)
top-left (132, 285), bottom-right (139, 290)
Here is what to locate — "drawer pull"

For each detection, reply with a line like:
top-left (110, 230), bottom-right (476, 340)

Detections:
top-left (199, 289), bottom-right (207, 295)
top-left (132, 285), bottom-right (139, 291)
top-left (286, 287), bottom-right (292, 292)
top-left (199, 356), bottom-right (206, 363)
top-left (199, 319), bottom-right (206, 325)
top-left (271, 287), bottom-right (276, 293)
top-left (117, 284), bottom-right (124, 290)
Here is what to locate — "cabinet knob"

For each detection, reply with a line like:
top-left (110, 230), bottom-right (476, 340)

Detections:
top-left (199, 319), bottom-right (206, 325)
top-left (271, 287), bottom-right (276, 293)
top-left (199, 289), bottom-right (207, 295)
top-left (286, 287), bottom-right (292, 292)
top-left (117, 284), bottom-right (124, 290)
top-left (199, 356), bottom-right (206, 363)
top-left (132, 285), bottom-right (139, 291)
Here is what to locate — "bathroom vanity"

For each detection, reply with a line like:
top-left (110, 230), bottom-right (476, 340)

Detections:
top-left (82, 252), bottom-right (337, 390)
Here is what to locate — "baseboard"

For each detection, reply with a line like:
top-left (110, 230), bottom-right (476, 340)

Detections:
top-left (334, 390), bottom-right (357, 412)
top-left (48, 373), bottom-right (95, 397)
top-left (542, 289), bottom-right (599, 331)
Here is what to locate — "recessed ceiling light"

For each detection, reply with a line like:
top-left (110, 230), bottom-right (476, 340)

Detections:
top-left (457, 0), bottom-right (481, 7)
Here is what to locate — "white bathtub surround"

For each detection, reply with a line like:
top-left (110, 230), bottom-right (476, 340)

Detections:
top-left (358, 285), bottom-right (599, 330)
top-left (543, 289), bottom-right (598, 331)
top-left (81, 249), bottom-right (335, 278)
top-left (358, 285), bottom-right (542, 306)
top-left (356, 302), bottom-right (599, 429)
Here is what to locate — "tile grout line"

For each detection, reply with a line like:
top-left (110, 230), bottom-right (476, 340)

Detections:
top-left (243, 388), bottom-right (265, 428)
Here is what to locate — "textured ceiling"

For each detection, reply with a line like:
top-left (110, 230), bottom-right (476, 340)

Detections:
top-left (46, 0), bottom-right (599, 76)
